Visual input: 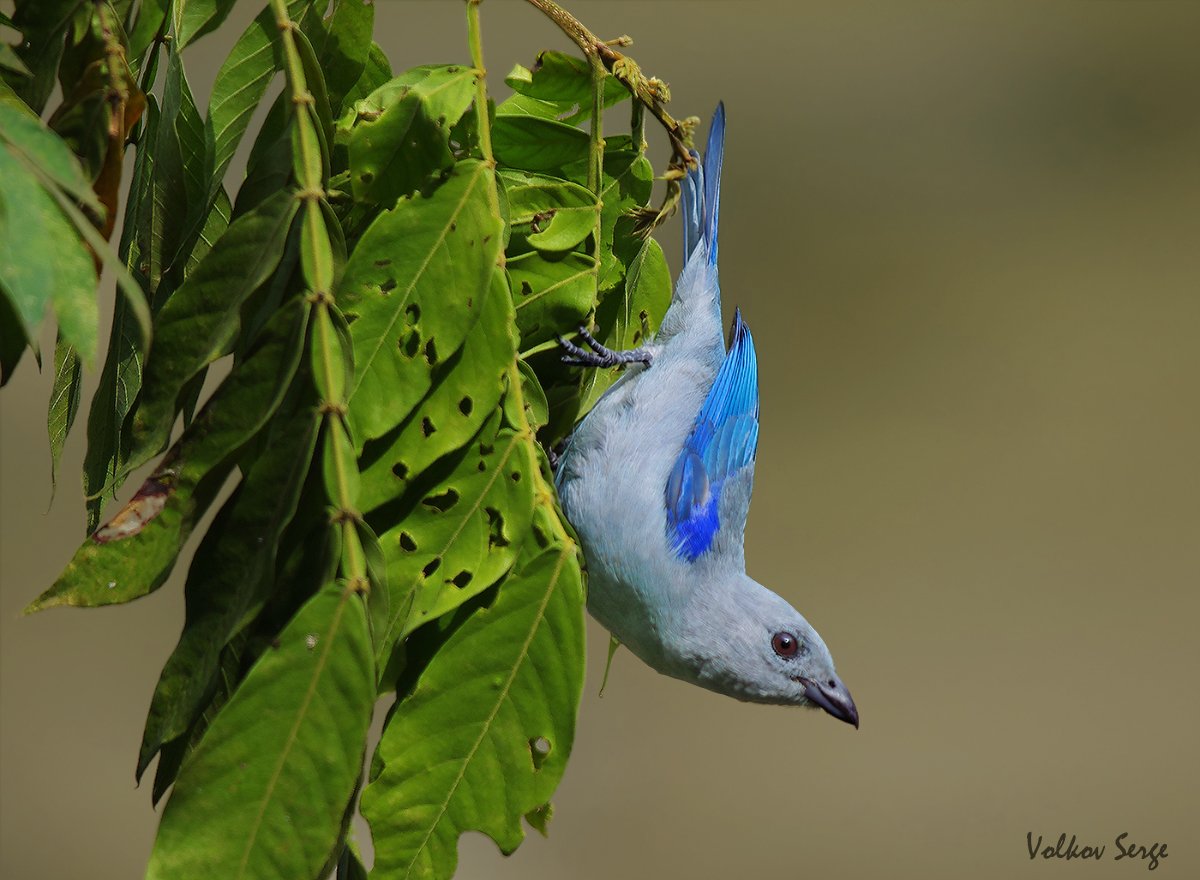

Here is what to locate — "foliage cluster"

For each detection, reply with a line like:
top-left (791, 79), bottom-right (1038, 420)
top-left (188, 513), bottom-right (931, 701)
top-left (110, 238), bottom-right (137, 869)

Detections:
top-left (0, 1), bottom-right (681, 877)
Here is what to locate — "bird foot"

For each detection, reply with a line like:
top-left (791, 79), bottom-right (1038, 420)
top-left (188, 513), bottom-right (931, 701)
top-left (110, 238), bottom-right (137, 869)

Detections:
top-left (558, 326), bottom-right (653, 369)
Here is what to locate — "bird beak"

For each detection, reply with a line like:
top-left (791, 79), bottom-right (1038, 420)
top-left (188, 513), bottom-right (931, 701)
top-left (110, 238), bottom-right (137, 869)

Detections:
top-left (799, 676), bottom-right (859, 729)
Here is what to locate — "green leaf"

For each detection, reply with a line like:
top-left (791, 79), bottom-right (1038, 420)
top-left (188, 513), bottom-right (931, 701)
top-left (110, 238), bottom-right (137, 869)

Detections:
top-left (5, 0), bottom-right (73, 112)
top-left (0, 101), bottom-right (102, 214)
top-left (182, 185), bottom-right (232, 277)
top-left (365, 401), bottom-right (535, 669)
top-left (0, 139), bottom-right (99, 362)
top-left (84, 100), bottom-right (160, 527)
top-left (127, 0), bottom-right (169, 61)
top-left (508, 251), bottom-right (595, 351)
top-left (579, 237), bottom-right (672, 412)
top-left (301, 0), bottom-right (374, 115)
top-left (340, 159), bottom-right (502, 442)
top-left (0, 44), bottom-right (32, 77)
top-left (47, 338), bottom-right (82, 495)
top-left (494, 92), bottom-right (565, 121)
top-left (347, 65), bottom-right (479, 206)
top-left (125, 189), bottom-right (299, 476)
top-left (27, 299), bottom-right (310, 612)
top-left (362, 516), bottom-right (585, 880)
top-left (149, 49), bottom-right (205, 297)
top-left (501, 172), bottom-right (596, 252)
top-left (136, 400), bottom-right (320, 778)
top-left (174, 0), bottom-right (238, 50)
top-left (205, 2), bottom-right (294, 197)
top-left (492, 114), bottom-right (590, 173)
top-left (149, 495), bottom-right (340, 802)
top-left (341, 41), bottom-right (393, 110)
top-left (146, 584), bottom-right (374, 880)
top-left (504, 50), bottom-right (627, 110)
top-left (563, 143), bottom-right (654, 289)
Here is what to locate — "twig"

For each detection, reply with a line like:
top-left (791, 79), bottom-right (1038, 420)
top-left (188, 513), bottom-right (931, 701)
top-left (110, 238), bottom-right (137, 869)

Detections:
top-left (521, 0), bottom-right (697, 168)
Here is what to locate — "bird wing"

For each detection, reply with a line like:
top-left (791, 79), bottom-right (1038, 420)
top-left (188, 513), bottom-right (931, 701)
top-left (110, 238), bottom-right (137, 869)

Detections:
top-left (664, 309), bottom-right (759, 561)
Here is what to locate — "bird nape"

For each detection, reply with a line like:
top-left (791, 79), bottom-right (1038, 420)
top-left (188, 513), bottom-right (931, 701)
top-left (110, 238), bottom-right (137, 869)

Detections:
top-left (555, 103), bottom-right (857, 729)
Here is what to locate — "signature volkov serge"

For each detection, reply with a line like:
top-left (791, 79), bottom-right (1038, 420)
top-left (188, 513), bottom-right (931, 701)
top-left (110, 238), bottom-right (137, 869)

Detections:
top-left (1027, 833), bottom-right (1168, 871)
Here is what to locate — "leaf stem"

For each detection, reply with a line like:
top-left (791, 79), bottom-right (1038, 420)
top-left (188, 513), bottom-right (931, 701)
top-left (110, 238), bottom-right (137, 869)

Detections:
top-left (466, 0), bottom-right (576, 547)
top-left (587, 51), bottom-right (604, 296)
top-left (270, 0), bottom-right (369, 595)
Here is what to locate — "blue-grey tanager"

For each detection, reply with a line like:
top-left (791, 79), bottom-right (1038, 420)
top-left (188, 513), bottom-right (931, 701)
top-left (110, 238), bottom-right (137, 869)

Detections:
top-left (556, 105), bottom-right (858, 726)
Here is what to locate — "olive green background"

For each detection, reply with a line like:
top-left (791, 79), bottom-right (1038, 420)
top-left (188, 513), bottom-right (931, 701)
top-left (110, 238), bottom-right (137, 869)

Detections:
top-left (2, 2), bottom-right (1197, 878)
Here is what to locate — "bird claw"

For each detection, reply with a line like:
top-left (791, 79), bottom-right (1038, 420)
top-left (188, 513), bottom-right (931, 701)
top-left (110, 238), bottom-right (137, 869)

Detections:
top-left (557, 326), bottom-right (653, 369)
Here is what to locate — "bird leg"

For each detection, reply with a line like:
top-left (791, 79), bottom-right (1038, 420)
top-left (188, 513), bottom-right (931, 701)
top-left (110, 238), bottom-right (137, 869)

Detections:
top-left (558, 325), bottom-right (653, 368)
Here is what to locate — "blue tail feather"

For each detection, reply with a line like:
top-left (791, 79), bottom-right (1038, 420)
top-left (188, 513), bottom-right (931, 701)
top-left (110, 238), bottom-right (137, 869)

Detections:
top-left (681, 103), bottom-right (726, 268)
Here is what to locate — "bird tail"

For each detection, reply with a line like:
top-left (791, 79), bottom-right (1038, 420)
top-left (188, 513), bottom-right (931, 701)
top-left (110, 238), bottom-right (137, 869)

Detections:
top-left (681, 102), bottom-right (725, 269)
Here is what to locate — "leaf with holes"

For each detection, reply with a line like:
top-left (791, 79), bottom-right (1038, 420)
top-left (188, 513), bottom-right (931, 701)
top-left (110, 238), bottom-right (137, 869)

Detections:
top-left (500, 171), bottom-right (596, 253)
top-left (145, 583), bottom-right (374, 880)
top-left (365, 403), bottom-right (535, 666)
top-left (362, 511), bottom-right (584, 880)
top-left (340, 159), bottom-right (502, 442)
top-left (508, 251), bottom-right (595, 351)
top-left (346, 65), bottom-right (478, 206)
top-left (26, 300), bottom-right (309, 613)
top-left (357, 268), bottom-right (516, 510)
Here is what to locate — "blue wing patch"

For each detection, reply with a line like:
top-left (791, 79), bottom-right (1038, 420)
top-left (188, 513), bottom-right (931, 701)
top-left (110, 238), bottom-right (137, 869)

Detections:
top-left (665, 309), bottom-right (759, 560)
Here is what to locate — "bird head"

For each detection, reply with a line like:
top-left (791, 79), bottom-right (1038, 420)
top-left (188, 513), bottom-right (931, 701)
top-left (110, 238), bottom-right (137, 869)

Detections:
top-left (679, 576), bottom-right (859, 727)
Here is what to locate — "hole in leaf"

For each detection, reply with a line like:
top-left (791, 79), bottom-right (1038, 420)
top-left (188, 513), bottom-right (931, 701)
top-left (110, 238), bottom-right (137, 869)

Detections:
top-left (422, 488), bottom-right (460, 513)
top-left (360, 171), bottom-right (374, 183)
top-left (399, 531), bottom-right (417, 552)
top-left (479, 442), bottom-right (494, 456)
top-left (424, 338), bottom-right (438, 365)
top-left (449, 221), bottom-right (457, 232)
top-left (374, 259), bottom-right (392, 268)
top-left (380, 278), bottom-right (397, 294)
top-left (486, 507), bottom-right (509, 548)
top-left (531, 520), bottom-right (550, 548)
top-left (477, 461), bottom-right (486, 472)
top-left (422, 416), bottom-right (436, 437)
top-left (458, 396), bottom-right (473, 416)
top-left (510, 470), bottom-right (522, 483)
top-left (449, 570), bottom-right (472, 589)
top-left (520, 281), bottom-right (533, 297)
top-left (392, 461), bottom-right (409, 480)
top-left (402, 330), bottom-right (420, 358)
top-left (405, 303), bottom-right (420, 324)
top-left (422, 557), bottom-right (441, 578)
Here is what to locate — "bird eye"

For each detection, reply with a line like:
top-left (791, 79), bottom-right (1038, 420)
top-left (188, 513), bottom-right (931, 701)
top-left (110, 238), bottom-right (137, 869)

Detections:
top-left (771, 631), bottom-right (800, 658)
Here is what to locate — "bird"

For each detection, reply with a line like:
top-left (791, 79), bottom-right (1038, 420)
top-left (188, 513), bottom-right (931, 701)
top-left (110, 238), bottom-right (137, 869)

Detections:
top-left (555, 104), bottom-right (858, 727)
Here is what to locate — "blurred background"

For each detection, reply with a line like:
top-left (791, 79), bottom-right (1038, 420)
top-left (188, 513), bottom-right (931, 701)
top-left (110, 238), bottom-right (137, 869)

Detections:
top-left (2, 1), bottom-right (1198, 878)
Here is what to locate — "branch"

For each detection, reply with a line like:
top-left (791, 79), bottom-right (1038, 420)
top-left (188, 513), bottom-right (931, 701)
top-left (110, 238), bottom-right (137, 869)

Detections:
top-left (521, 0), bottom-right (697, 168)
